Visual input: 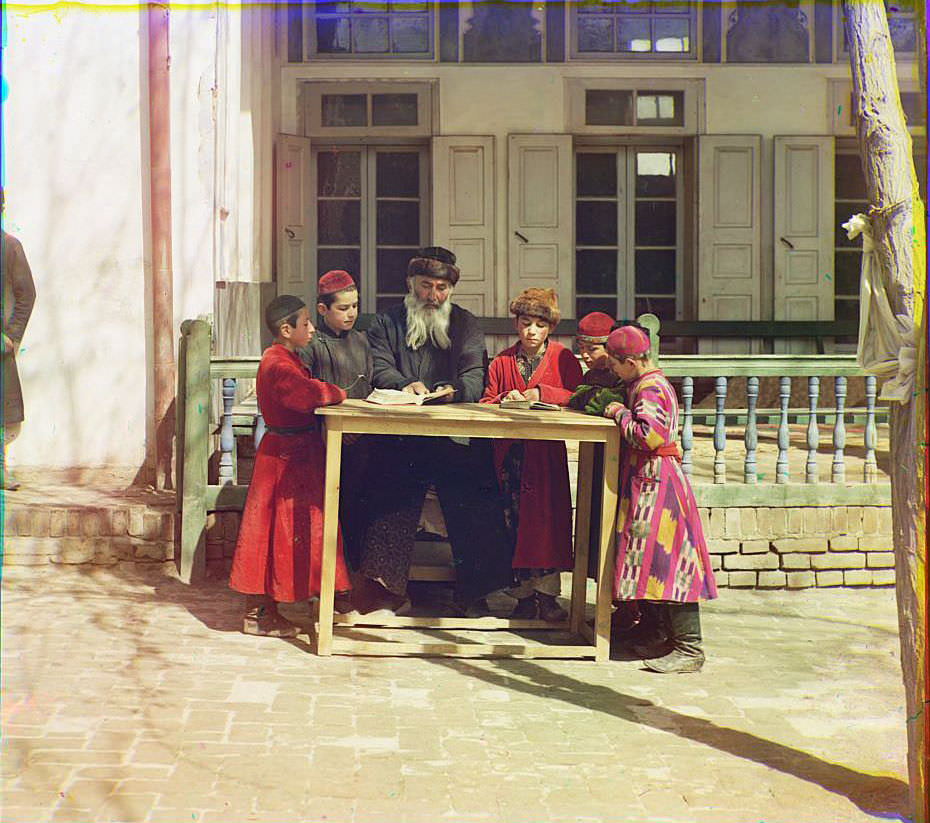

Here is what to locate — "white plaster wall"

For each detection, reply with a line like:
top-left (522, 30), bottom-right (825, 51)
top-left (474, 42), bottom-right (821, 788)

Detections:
top-left (5, 7), bottom-right (147, 470)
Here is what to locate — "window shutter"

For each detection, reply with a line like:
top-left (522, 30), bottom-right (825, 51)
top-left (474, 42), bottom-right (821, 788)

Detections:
top-left (431, 136), bottom-right (495, 317)
top-left (275, 134), bottom-right (311, 296)
top-left (508, 134), bottom-right (573, 313)
top-left (697, 135), bottom-right (762, 354)
top-left (774, 136), bottom-right (835, 353)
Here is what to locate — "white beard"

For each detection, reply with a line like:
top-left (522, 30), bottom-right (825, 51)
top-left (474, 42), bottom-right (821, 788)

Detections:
top-left (404, 290), bottom-right (453, 351)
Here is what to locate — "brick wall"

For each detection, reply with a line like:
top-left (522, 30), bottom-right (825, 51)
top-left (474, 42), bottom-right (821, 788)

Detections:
top-left (702, 506), bottom-right (895, 589)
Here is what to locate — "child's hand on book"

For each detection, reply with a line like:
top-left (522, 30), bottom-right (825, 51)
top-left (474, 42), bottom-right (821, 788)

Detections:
top-left (403, 381), bottom-right (430, 395)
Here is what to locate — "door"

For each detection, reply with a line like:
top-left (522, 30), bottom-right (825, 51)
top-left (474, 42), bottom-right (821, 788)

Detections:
top-left (275, 134), bottom-right (311, 296)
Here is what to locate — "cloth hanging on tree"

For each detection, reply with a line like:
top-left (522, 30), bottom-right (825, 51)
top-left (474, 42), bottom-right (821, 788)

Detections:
top-left (842, 212), bottom-right (916, 403)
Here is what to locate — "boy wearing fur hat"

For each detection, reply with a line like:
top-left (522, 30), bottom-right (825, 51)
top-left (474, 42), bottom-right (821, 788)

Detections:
top-left (601, 324), bottom-right (717, 672)
top-left (481, 289), bottom-right (583, 621)
top-left (229, 295), bottom-right (352, 637)
top-left (301, 270), bottom-right (373, 569)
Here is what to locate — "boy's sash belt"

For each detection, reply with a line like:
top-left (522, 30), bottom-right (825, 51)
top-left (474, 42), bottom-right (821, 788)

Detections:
top-left (265, 423), bottom-right (317, 436)
top-left (632, 443), bottom-right (681, 460)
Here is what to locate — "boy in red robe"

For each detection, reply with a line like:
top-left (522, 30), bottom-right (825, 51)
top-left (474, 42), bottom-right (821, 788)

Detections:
top-left (229, 295), bottom-right (351, 637)
top-left (481, 289), bottom-right (583, 621)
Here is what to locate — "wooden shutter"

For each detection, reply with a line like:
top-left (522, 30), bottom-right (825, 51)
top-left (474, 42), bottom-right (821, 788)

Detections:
top-left (697, 135), bottom-right (762, 354)
top-left (275, 134), bottom-right (311, 296)
top-left (432, 136), bottom-right (495, 317)
top-left (508, 134), bottom-right (573, 312)
top-left (774, 136), bottom-right (835, 353)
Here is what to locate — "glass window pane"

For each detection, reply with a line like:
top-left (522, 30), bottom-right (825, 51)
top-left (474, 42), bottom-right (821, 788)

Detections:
top-left (577, 201), bottom-right (618, 245)
top-left (577, 297), bottom-right (618, 318)
top-left (635, 249), bottom-right (676, 293)
top-left (585, 90), bottom-right (633, 126)
top-left (319, 201), bottom-right (361, 244)
top-left (654, 16), bottom-right (689, 52)
top-left (377, 248), bottom-right (418, 292)
top-left (578, 1), bottom-right (612, 12)
top-left (635, 152), bottom-right (677, 196)
top-left (391, 16), bottom-right (429, 52)
top-left (635, 296), bottom-right (675, 321)
top-left (617, 16), bottom-right (652, 51)
top-left (318, 248), bottom-right (361, 278)
top-left (834, 298), bottom-right (859, 322)
top-left (835, 251), bottom-right (861, 296)
top-left (834, 155), bottom-right (867, 200)
top-left (836, 201), bottom-right (868, 247)
top-left (577, 153), bottom-right (617, 197)
top-left (654, 1), bottom-right (690, 13)
top-left (316, 18), bottom-right (351, 53)
top-left (353, 16), bottom-right (389, 52)
top-left (318, 152), bottom-right (362, 197)
top-left (377, 296), bottom-right (405, 313)
top-left (614, 0), bottom-right (650, 13)
top-left (635, 201), bottom-right (676, 245)
top-left (316, 2), bottom-right (351, 13)
top-left (577, 16), bottom-right (614, 51)
top-left (887, 16), bottom-right (916, 51)
top-left (900, 92), bottom-right (922, 127)
top-left (576, 250), bottom-right (618, 294)
top-left (377, 201), bottom-right (420, 244)
top-left (372, 94), bottom-right (419, 126)
top-left (321, 94), bottom-right (367, 127)
top-left (377, 152), bottom-right (420, 197)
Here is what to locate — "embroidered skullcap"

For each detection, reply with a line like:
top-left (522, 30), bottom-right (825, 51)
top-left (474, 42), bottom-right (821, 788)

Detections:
top-left (265, 294), bottom-right (306, 335)
top-left (509, 288), bottom-right (560, 326)
top-left (606, 325), bottom-right (651, 358)
top-left (576, 312), bottom-right (615, 343)
top-left (317, 269), bottom-right (357, 297)
top-left (407, 246), bottom-right (460, 286)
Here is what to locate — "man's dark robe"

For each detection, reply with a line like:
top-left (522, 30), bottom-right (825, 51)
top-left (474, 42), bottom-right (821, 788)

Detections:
top-left (361, 301), bottom-right (513, 604)
top-left (2, 233), bottom-right (36, 425)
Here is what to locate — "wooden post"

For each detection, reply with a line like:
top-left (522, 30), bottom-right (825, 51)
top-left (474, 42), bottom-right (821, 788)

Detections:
top-left (842, 3), bottom-right (927, 819)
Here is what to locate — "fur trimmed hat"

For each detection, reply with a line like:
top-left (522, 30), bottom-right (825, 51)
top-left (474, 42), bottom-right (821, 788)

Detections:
top-left (606, 325), bottom-right (651, 358)
top-left (509, 288), bottom-right (560, 327)
top-left (407, 246), bottom-right (460, 285)
top-left (576, 311), bottom-right (615, 343)
top-left (317, 269), bottom-right (357, 297)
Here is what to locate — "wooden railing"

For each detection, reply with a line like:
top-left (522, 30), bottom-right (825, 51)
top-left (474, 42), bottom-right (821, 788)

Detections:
top-left (176, 316), bottom-right (888, 581)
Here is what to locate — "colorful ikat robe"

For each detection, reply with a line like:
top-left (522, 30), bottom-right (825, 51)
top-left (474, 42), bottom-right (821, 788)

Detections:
top-left (609, 369), bottom-right (717, 603)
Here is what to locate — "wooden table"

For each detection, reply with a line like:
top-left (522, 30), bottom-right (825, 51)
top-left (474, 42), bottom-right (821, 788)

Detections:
top-left (314, 400), bottom-right (620, 660)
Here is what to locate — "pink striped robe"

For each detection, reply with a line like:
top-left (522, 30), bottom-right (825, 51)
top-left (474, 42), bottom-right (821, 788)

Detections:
top-left (609, 369), bottom-right (717, 603)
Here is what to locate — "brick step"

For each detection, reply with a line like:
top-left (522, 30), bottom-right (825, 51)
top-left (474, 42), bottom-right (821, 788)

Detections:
top-left (2, 534), bottom-right (174, 567)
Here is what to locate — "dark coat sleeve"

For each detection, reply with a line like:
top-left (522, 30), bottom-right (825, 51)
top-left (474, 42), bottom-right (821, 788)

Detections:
top-left (448, 310), bottom-right (487, 402)
top-left (367, 313), bottom-right (410, 390)
top-left (3, 235), bottom-right (36, 344)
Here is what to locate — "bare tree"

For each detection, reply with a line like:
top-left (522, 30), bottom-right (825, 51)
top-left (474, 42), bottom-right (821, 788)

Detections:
top-left (842, 2), bottom-right (927, 820)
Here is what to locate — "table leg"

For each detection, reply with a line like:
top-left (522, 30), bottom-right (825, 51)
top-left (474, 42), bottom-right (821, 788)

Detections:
top-left (595, 427), bottom-right (619, 662)
top-left (317, 422), bottom-right (343, 656)
top-left (571, 441), bottom-right (595, 635)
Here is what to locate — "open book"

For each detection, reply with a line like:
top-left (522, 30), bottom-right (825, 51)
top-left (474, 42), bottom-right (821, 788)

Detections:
top-left (499, 397), bottom-right (562, 411)
top-left (365, 386), bottom-right (455, 406)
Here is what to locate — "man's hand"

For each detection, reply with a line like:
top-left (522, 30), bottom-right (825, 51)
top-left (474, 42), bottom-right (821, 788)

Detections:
top-left (504, 389), bottom-right (525, 401)
top-left (523, 388), bottom-right (540, 402)
top-left (403, 381), bottom-right (430, 395)
top-left (2, 334), bottom-right (14, 355)
top-left (604, 401), bottom-right (625, 419)
top-left (433, 384), bottom-right (455, 403)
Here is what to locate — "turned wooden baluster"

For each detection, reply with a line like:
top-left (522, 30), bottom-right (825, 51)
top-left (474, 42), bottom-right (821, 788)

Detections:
top-left (681, 376), bottom-right (694, 478)
top-left (744, 376), bottom-right (759, 484)
top-left (219, 377), bottom-right (236, 485)
top-left (864, 374), bottom-right (878, 483)
top-left (713, 376), bottom-right (727, 484)
top-left (832, 376), bottom-right (847, 484)
top-left (776, 376), bottom-right (790, 484)
top-left (805, 376), bottom-right (819, 484)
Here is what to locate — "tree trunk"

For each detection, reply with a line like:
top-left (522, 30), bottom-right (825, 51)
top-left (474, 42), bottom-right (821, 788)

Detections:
top-left (842, 3), bottom-right (927, 821)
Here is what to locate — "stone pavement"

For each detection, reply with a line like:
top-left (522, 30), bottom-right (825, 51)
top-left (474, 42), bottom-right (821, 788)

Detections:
top-left (1, 564), bottom-right (910, 823)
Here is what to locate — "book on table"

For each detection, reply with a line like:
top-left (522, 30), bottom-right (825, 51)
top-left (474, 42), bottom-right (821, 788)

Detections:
top-left (365, 386), bottom-right (455, 406)
top-left (499, 397), bottom-right (562, 411)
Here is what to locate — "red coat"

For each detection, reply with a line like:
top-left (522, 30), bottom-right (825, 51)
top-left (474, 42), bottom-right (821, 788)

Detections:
top-left (229, 344), bottom-right (350, 602)
top-left (481, 342), bottom-right (583, 569)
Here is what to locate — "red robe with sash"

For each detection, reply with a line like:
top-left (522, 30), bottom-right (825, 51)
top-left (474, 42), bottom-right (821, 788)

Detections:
top-left (481, 342), bottom-right (583, 569)
top-left (229, 344), bottom-right (350, 602)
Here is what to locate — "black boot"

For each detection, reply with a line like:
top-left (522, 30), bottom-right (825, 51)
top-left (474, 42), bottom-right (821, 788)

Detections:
top-left (629, 601), bottom-right (671, 657)
top-left (643, 602), bottom-right (704, 673)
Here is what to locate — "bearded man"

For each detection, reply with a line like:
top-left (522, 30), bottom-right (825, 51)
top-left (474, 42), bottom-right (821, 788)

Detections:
top-left (355, 247), bottom-right (513, 616)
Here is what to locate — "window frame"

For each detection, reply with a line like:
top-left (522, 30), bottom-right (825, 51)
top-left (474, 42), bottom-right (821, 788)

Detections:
top-left (834, 0), bottom-right (917, 62)
top-left (310, 144), bottom-right (431, 314)
top-left (302, 81), bottom-right (437, 139)
top-left (828, 79), bottom-right (926, 137)
top-left (566, 78), bottom-right (703, 137)
top-left (720, 0), bottom-right (815, 64)
top-left (568, 1), bottom-right (698, 61)
top-left (303, 2), bottom-right (437, 61)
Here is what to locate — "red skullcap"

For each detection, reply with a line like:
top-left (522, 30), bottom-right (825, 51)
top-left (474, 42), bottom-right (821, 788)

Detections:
top-left (576, 312), bottom-right (615, 343)
top-left (606, 325), bottom-right (650, 358)
top-left (318, 269), bottom-right (357, 297)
